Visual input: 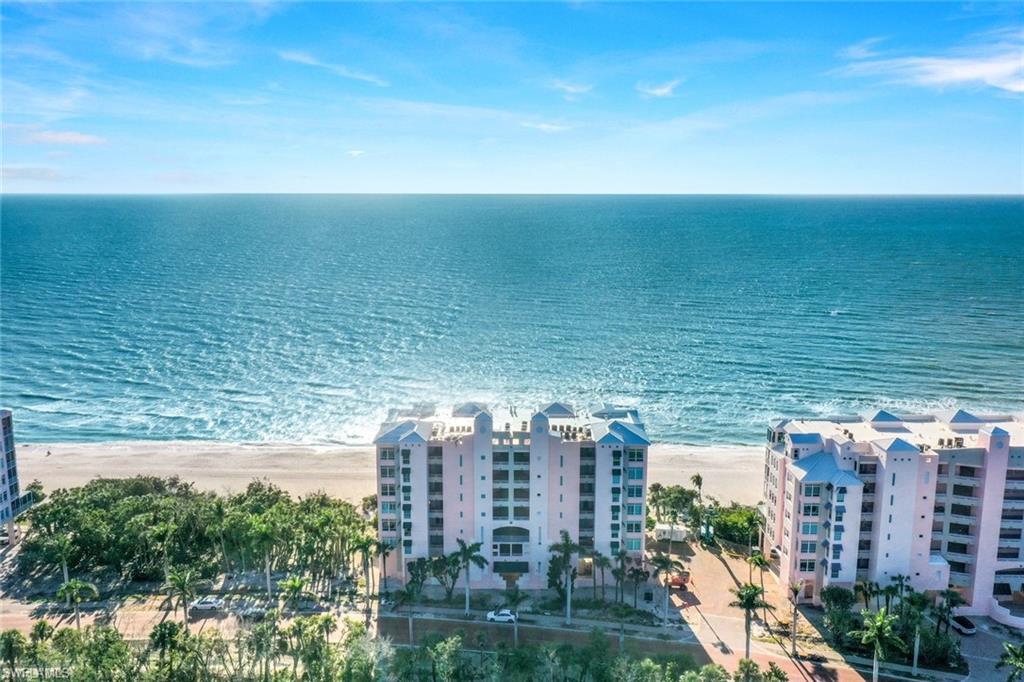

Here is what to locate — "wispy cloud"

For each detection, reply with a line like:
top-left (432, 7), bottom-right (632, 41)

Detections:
top-left (838, 37), bottom-right (887, 60)
top-left (22, 130), bottom-right (106, 145)
top-left (278, 50), bottom-right (389, 87)
top-left (834, 28), bottom-right (1023, 93)
top-left (3, 166), bottom-right (64, 182)
top-left (636, 78), bottom-right (684, 98)
top-left (521, 121), bottom-right (571, 133)
top-left (549, 79), bottom-right (592, 101)
top-left (633, 90), bottom-right (860, 140)
top-left (346, 149), bottom-right (366, 157)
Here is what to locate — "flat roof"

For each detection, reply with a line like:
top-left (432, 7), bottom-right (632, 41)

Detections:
top-left (779, 410), bottom-right (1023, 450)
top-left (375, 401), bottom-right (649, 445)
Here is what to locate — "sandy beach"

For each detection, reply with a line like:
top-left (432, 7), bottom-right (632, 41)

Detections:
top-left (16, 442), bottom-right (764, 507)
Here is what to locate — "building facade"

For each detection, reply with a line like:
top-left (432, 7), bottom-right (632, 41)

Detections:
top-left (374, 402), bottom-right (650, 590)
top-left (762, 409), bottom-right (1024, 626)
top-left (1, 410), bottom-right (30, 540)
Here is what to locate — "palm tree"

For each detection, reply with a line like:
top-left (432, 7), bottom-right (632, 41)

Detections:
top-left (278, 575), bottom-right (315, 613)
top-left (850, 608), bottom-right (906, 682)
top-left (854, 580), bottom-right (872, 610)
top-left (690, 473), bottom-right (703, 503)
top-left (998, 642), bottom-right (1024, 682)
top-left (502, 586), bottom-right (529, 648)
top-left (27, 620), bottom-right (53, 680)
top-left (149, 620), bottom-right (186, 677)
top-left (882, 584), bottom-right (898, 611)
top-left (748, 553), bottom-right (771, 621)
top-left (613, 549), bottom-right (630, 603)
top-left (593, 552), bottom-right (612, 602)
top-left (730, 583), bottom-right (773, 660)
top-left (932, 588), bottom-right (966, 635)
top-left (162, 566), bottom-right (209, 632)
top-left (627, 566), bottom-right (649, 608)
top-left (788, 582), bottom-right (802, 657)
top-left (56, 579), bottom-right (99, 630)
top-left (353, 535), bottom-right (376, 603)
top-left (0, 629), bottom-right (26, 681)
top-left (376, 540), bottom-right (394, 592)
top-left (454, 539), bottom-right (488, 616)
top-left (47, 533), bottom-right (74, 603)
top-left (548, 531), bottom-right (580, 624)
top-left (666, 508), bottom-right (680, 558)
top-left (904, 590), bottom-right (930, 675)
top-left (871, 581), bottom-right (882, 610)
top-left (649, 553), bottom-right (684, 627)
top-left (890, 574), bottom-right (909, 614)
top-left (648, 482), bottom-right (665, 522)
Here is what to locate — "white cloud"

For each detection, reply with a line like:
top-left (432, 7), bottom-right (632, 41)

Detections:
top-left (23, 130), bottom-right (106, 145)
top-left (278, 50), bottom-right (388, 87)
top-left (521, 121), bottom-right (571, 133)
top-left (633, 90), bottom-right (860, 140)
top-left (636, 78), bottom-right (684, 98)
top-left (549, 79), bottom-right (592, 101)
top-left (3, 166), bottom-right (64, 181)
top-left (346, 150), bottom-right (366, 157)
top-left (834, 28), bottom-right (1023, 93)
top-left (838, 37), bottom-right (887, 60)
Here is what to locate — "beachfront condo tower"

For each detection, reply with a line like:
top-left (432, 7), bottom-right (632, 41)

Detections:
top-left (374, 402), bottom-right (650, 590)
top-left (1, 410), bottom-right (31, 542)
top-left (761, 410), bottom-right (1024, 628)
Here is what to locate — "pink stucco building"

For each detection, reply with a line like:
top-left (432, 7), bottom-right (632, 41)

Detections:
top-left (374, 402), bottom-right (650, 590)
top-left (762, 409), bottom-right (1024, 628)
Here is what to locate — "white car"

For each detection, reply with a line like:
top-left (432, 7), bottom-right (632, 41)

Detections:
top-left (486, 609), bottom-right (517, 623)
top-left (950, 615), bottom-right (976, 635)
top-left (190, 596), bottom-right (225, 611)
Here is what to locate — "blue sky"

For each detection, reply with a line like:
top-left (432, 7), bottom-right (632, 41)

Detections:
top-left (3, 2), bottom-right (1022, 193)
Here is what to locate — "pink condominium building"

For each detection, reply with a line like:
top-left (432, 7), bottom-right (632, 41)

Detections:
top-left (374, 402), bottom-right (650, 590)
top-left (762, 409), bottom-right (1024, 628)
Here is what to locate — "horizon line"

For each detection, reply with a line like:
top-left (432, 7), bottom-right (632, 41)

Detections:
top-left (3, 192), bottom-right (1022, 198)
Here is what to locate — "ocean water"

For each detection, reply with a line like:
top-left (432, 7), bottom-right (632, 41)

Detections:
top-left (1, 195), bottom-right (1021, 445)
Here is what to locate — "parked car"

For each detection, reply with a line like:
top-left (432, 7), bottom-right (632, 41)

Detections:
top-left (486, 609), bottom-right (517, 623)
top-left (798, 653), bottom-right (827, 663)
top-left (950, 615), bottom-right (976, 635)
top-left (190, 596), bottom-right (225, 611)
top-left (236, 605), bottom-right (267, 621)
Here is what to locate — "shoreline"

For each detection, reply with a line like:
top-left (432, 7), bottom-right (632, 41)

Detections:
top-left (16, 441), bottom-right (765, 507)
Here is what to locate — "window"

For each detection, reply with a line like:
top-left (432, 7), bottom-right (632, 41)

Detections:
top-left (830, 564), bottom-right (840, 579)
top-left (626, 521), bottom-right (642, 533)
top-left (626, 504), bottom-right (643, 516)
top-left (800, 522), bottom-right (818, 535)
top-left (798, 560), bottom-right (816, 572)
top-left (380, 466), bottom-right (396, 479)
top-left (381, 502), bottom-right (396, 514)
top-left (612, 472), bottom-right (622, 485)
top-left (403, 539), bottom-right (412, 554)
top-left (626, 538), bottom-right (641, 551)
top-left (832, 546), bottom-right (841, 560)
top-left (381, 519), bottom-right (396, 532)
top-left (380, 448), bottom-right (395, 461)
top-left (627, 485), bottom-right (643, 498)
top-left (803, 484), bottom-right (821, 497)
top-left (799, 541), bottom-right (817, 554)
top-left (802, 504), bottom-right (820, 517)
top-left (628, 448), bottom-right (644, 462)
top-left (401, 449), bottom-right (411, 465)
top-left (628, 468), bottom-right (644, 480)
top-left (834, 528), bottom-right (843, 541)
top-left (381, 484), bottom-right (396, 497)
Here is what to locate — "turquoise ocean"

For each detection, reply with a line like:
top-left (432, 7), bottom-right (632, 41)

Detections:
top-left (1, 195), bottom-right (1021, 445)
